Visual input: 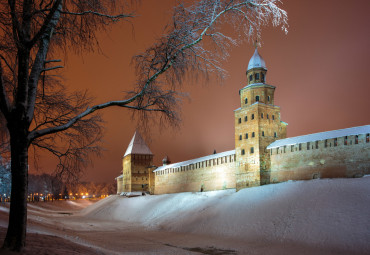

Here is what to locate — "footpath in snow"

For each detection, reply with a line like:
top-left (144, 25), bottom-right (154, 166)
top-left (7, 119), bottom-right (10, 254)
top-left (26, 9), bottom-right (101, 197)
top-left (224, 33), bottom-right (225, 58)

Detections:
top-left (82, 177), bottom-right (370, 254)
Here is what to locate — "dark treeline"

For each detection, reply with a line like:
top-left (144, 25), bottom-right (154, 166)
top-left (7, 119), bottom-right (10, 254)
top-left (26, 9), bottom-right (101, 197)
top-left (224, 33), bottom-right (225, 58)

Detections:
top-left (28, 174), bottom-right (116, 201)
top-left (1, 170), bottom-right (116, 202)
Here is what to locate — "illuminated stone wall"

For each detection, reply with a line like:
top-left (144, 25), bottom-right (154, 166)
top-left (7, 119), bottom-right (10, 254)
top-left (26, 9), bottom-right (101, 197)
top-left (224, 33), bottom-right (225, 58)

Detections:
top-left (269, 134), bottom-right (370, 182)
top-left (154, 154), bottom-right (236, 195)
top-left (121, 154), bottom-right (153, 193)
top-left (116, 176), bottom-right (123, 194)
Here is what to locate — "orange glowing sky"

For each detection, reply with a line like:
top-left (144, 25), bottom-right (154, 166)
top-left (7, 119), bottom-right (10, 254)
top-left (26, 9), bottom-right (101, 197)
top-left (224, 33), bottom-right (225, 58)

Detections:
top-left (31, 0), bottom-right (370, 182)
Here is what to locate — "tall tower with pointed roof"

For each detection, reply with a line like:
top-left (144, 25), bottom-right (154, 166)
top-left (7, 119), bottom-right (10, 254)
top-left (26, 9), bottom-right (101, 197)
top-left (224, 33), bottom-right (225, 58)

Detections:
top-left (234, 48), bottom-right (287, 190)
top-left (119, 131), bottom-right (154, 193)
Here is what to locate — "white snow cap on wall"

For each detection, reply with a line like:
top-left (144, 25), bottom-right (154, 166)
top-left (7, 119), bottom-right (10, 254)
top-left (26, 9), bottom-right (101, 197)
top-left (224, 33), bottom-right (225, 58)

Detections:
top-left (267, 125), bottom-right (370, 149)
top-left (124, 131), bottom-right (153, 157)
top-left (154, 150), bottom-right (235, 172)
top-left (247, 48), bottom-right (267, 71)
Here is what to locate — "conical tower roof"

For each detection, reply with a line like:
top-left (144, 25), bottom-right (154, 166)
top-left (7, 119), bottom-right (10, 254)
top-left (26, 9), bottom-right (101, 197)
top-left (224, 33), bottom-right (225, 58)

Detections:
top-left (247, 48), bottom-right (267, 71)
top-left (124, 131), bottom-right (153, 157)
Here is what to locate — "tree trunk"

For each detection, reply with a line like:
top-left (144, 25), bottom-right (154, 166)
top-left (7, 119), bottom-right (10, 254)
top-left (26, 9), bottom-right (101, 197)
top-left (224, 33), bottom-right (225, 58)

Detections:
top-left (2, 132), bottom-right (29, 252)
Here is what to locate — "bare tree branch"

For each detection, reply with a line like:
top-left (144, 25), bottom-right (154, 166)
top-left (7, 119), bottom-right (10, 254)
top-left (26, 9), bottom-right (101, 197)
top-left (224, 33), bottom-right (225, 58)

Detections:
top-left (60, 10), bottom-right (134, 21)
top-left (44, 59), bottom-right (62, 63)
top-left (42, 65), bottom-right (64, 72)
top-left (27, 1), bottom-right (62, 123)
top-left (28, 0), bottom-right (62, 47)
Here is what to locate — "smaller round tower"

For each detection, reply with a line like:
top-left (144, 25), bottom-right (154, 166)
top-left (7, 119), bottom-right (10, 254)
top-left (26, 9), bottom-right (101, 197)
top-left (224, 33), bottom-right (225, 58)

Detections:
top-left (162, 155), bottom-right (171, 166)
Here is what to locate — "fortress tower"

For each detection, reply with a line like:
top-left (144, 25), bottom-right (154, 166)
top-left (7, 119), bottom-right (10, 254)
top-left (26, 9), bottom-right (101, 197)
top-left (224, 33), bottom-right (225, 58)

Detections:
top-left (234, 47), bottom-right (287, 191)
top-left (119, 131), bottom-right (153, 193)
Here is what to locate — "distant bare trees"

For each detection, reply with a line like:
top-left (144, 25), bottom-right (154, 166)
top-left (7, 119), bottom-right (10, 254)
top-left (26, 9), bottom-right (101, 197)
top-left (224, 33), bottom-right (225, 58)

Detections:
top-left (0, 158), bottom-right (11, 202)
top-left (27, 174), bottom-right (115, 201)
top-left (0, 0), bottom-right (287, 251)
top-left (28, 174), bottom-right (63, 201)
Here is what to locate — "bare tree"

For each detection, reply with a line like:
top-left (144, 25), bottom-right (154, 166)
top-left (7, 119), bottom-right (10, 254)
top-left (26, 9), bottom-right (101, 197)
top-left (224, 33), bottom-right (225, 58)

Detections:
top-left (0, 0), bottom-right (287, 251)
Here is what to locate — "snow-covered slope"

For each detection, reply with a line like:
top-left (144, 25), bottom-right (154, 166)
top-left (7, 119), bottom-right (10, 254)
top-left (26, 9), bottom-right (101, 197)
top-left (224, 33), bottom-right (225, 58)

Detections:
top-left (82, 177), bottom-right (370, 253)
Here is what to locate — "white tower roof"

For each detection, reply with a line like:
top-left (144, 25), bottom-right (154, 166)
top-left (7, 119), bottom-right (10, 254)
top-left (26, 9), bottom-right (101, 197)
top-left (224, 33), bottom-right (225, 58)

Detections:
top-left (124, 131), bottom-right (153, 157)
top-left (247, 48), bottom-right (267, 71)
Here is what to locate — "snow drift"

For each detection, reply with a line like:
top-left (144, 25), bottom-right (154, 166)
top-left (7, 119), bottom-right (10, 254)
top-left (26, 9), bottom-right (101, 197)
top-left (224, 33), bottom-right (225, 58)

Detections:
top-left (82, 177), bottom-right (370, 253)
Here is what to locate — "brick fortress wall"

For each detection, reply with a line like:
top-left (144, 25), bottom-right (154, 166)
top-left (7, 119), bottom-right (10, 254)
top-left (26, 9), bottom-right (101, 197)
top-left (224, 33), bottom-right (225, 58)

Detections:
top-left (269, 134), bottom-right (370, 182)
top-left (154, 153), bottom-right (236, 195)
top-left (121, 154), bottom-right (153, 193)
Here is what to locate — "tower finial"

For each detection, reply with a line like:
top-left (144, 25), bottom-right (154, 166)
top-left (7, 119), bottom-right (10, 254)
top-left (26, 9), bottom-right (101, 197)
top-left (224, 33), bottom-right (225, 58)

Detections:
top-left (253, 40), bottom-right (258, 49)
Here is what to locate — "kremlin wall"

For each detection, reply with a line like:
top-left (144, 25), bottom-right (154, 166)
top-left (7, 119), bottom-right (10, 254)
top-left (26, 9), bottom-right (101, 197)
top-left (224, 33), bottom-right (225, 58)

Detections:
top-left (116, 48), bottom-right (370, 195)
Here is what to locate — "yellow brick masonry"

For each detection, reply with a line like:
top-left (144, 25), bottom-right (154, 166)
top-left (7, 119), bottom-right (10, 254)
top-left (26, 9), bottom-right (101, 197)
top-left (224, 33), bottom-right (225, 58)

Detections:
top-left (154, 152), bottom-right (236, 194)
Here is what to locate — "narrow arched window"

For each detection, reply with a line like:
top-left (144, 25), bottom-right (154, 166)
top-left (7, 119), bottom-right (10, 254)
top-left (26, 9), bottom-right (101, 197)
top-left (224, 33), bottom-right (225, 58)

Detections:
top-left (250, 147), bottom-right (254, 154)
top-left (262, 73), bottom-right (265, 82)
top-left (268, 95), bottom-right (270, 102)
top-left (239, 135), bottom-right (242, 140)
top-left (245, 98), bottom-right (248, 104)
top-left (267, 114), bottom-right (269, 119)
top-left (245, 133), bottom-right (248, 139)
top-left (344, 136), bottom-right (348, 145)
top-left (255, 73), bottom-right (259, 80)
top-left (274, 132), bottom-right (277, 138)
top-left (355, 135), bottom-right (358, 144)
top-left (256, 96), bottom-right (260, 102)
top-left (238, 118), bottom-right (241, 124)
top-left (252, 114), bottom-right (255, 120)
top-left (262, 131), bottom-right (265, 137)
top-left (244, 116), bottom-right (248, 122)
top-left (252, 132), bottom-right (255, 138)
top-left (261, 113), bottom-right (263, 118)
top-left (241, 149), bottom-right (245, 155)
top-left (249, 75), bottom-right (253, 82)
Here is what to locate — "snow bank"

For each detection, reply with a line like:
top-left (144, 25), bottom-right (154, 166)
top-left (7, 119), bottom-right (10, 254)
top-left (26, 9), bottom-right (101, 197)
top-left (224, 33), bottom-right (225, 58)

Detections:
top-left (82, 177), bottom-right (370, 253)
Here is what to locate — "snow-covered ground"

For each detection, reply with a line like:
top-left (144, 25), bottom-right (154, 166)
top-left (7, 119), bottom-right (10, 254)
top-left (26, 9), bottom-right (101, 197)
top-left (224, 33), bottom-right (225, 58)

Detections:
top-left (1, 177), bottom-right (370, 254)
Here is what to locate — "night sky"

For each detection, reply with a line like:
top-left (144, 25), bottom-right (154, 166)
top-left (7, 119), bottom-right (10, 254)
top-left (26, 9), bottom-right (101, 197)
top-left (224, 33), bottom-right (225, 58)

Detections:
top-left (30, 0), bottom-right (370, 182)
